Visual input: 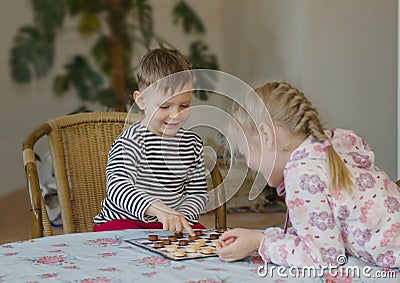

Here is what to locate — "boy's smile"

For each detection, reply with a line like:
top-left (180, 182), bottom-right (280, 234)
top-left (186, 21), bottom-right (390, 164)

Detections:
top-left (139, 87), bottom-right (193, 137)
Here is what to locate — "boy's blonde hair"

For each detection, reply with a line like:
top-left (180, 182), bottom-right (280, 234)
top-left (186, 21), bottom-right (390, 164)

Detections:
top-left (234, 81), bottom-right (353, 192)
top-left (137, 48), bottom-right (192, 92)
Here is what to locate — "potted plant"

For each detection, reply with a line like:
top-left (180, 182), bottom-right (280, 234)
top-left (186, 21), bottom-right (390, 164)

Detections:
top-left (10, 0), bottom-right (219, 111)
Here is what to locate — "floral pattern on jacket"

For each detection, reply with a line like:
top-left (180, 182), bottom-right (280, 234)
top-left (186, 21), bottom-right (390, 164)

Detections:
top-left (258, 128), bottom-right (400, 268)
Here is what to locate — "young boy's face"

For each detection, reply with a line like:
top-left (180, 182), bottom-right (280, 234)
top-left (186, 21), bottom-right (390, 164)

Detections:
top-left (139, 85), bottom-right (193, 137)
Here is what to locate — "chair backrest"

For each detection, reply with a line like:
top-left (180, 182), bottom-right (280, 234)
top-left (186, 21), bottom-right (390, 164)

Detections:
top-left (23, 112), bottom-right (226, 238)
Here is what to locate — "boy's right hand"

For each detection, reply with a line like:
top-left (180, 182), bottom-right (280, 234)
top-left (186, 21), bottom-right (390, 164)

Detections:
top-left (145, 201), bottom-right (194, 235)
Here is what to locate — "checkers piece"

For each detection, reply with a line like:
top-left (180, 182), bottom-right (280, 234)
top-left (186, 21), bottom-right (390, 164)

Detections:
top-left (174, 249), bottom-right (186, 257)
top-left (174, 231), bottom-right (184, 238)
top-left (168, 235), bottom-right (178, 242)
top-left (201, 247), bottom-right (214, 255)
top-left (153, 241), bottom-right (164, 248)
top-left (188, 234), bottom-right (198, 241)
top-left (166, 245), bottom-right (178, 252)
top-left (209, 233), bottom-right (219, 240)
top-left (148, 234), bottom-right (158, 241)
top-left (178, 239), bottom-right (189, 246)
top-left (186, 245), bottom-right (198, 253)
top-left (217, 228), bottom-right (227, 233)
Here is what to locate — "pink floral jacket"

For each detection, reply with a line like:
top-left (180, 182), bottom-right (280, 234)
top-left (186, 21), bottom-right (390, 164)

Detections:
top-left (258, 128), bottom-right (400, 268)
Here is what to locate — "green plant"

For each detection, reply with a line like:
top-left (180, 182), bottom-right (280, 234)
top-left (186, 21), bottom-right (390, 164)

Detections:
top-left (10, 0), bottom-right (219, 111)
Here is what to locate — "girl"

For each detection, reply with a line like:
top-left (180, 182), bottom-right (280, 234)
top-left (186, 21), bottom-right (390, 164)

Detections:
top-left (217, 81), bottom-right (400, 268)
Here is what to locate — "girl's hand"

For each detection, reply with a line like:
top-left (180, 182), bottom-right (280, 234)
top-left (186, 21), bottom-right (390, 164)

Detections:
top-left (145, 201), bottom-right (194, 235)
top-left (216, 228), bottom-right (264, 262)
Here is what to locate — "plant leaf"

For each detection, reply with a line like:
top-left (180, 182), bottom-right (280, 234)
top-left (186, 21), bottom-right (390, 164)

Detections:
top-left (66, 0), bottom-right (107, 15)
top-left (188, 40), bottom-right (220, 101)
top-left (53, 75), bottom-right (70, 95)
top-left (56, 56), bottom-right (104, 102)
top-left (32, 0), bottom-right (66, 38)
top-left (66, 0), bottom-right (81, 16)
top-left (11, 62), bottom-right (31, 82)
top-left (188, 40), bottom-right (219, 70)
top-left (10, 26), bottom-right (54, 82)
top-left (10, 0), bottom-right (218, 109)
top-left (91, 36), bottom-right (112, 74)
top-left (121, 0), bottom-right (135, 10)
top-left (95, 87), bottom-right (115, 108)
top-left (78, 11), bottom-right (102, 36)
top-left (172, 1), bottom-right (205, 35)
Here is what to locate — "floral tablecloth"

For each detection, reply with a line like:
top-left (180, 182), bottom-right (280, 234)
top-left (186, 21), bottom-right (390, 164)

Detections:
top-left (0, 229), bottom-right (398, 282)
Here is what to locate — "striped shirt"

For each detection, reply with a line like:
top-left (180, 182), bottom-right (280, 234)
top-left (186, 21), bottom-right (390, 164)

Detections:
top-left (94, 121), bottom-right (208, 225)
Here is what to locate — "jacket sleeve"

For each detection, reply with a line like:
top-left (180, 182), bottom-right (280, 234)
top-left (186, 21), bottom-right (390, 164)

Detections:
top-left (258, 158), bottom-right (345, 267)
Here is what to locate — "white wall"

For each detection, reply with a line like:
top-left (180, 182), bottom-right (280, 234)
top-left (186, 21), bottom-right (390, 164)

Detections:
top-left (217, 0), bottom-right (397, 179)
top-left (301, 0), bottom-right (397, 179)
top-left (0, 0), bottom-right (397, 196)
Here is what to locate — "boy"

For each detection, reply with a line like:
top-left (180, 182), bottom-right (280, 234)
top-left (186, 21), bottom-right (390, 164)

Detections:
top-left (94, 49), bottom-right (208, 235)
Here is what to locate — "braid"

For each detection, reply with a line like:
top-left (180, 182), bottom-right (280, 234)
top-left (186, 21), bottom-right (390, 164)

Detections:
top-left (256, 81), bottom-right (353, 192)
top-left (307, 116), bottom-right (354, 192)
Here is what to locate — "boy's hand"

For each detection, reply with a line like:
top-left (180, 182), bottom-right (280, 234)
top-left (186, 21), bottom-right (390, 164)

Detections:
top-left (145, 201), bottom-right (194, 235)
top-left (156, 210), bottom-right (194, 235)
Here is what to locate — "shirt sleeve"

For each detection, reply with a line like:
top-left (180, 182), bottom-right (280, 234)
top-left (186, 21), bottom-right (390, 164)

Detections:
top-left (105, 138), bottom-right (158, 221)
top-left (258, 158), bottom-right (345, 267)
top-left (176, 144), bottom-right (208, 224)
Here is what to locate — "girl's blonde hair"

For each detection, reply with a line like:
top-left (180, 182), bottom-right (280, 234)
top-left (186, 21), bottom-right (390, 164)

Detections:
top-left (235, 81), bottom-right (353, 192)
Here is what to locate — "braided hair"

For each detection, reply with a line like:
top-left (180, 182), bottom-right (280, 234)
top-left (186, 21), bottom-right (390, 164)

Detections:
top-left (241, 81), bottom-right (353, 192)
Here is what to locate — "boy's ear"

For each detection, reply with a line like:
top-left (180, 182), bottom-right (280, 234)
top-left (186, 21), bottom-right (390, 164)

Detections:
top-left (134, 91), bottom-right (145, 110)
top-left (259, 122), bottom-right (275, 149)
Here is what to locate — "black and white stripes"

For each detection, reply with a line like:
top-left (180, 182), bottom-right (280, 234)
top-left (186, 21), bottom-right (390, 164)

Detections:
top-left (94, 121), bottom-right (208, 225)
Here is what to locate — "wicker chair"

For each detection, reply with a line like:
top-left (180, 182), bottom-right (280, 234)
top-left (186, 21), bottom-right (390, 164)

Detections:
top-left (23, 112), bottom-right (226, 238)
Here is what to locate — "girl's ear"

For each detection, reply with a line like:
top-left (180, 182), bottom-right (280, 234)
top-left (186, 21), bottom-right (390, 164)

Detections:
top-left (134, 91), bottom-right (145, 110)
top-left (259, 122), bottom-right (275, 149)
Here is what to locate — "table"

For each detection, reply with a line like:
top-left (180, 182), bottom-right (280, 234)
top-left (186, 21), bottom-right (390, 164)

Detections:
top-left (1, 229), bottom-right (398, 282)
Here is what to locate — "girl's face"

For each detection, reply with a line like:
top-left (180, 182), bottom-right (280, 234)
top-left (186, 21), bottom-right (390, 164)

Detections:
top-left (236, 135), bottom-right (262, 172)
top-left (237, 125), bottom-right (285, 188)
top-left (237, 132), bottom-right (278, 186)
top-left (142, 89), bottom-right (192, 137)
